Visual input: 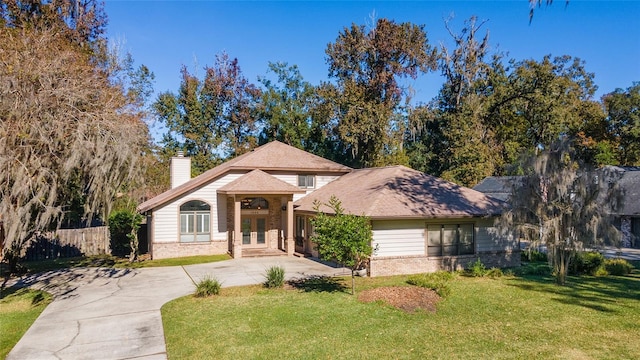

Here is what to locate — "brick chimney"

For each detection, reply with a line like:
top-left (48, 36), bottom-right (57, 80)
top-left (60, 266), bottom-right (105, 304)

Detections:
top-left (170, 151), bottom-right (191, 189)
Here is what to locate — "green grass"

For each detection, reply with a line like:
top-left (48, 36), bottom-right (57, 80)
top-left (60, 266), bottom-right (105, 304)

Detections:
top-left (115, 254), bottom-right (232, 268)
top-left (2, 253), bottom-right (231, 276)
top-left (0, 288), bottom-right (52, 358)
top-left (162, 271), bottom-right (640, 359)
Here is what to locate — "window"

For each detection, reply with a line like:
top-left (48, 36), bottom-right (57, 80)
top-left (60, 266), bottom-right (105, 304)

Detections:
top-left (298, 174), bottom-right (315, 189)
top-left (241, 197), bottom-right (269, 210)
top-left (427, 223), bottom-right (474, 256)
top-left (180, 200), bottom-right (210, 242)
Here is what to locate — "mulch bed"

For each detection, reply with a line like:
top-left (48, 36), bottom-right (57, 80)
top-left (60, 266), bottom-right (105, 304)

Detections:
top-left (358, 286), bottom-right (441, 313)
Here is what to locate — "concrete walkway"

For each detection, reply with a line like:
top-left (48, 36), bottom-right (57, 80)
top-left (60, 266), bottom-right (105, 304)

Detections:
top-left (5, 257), bottom-right (349, 360)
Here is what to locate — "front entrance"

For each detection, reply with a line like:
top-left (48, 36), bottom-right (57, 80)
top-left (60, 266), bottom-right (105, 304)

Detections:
top-left (242, 216), bottom-right (267, 248)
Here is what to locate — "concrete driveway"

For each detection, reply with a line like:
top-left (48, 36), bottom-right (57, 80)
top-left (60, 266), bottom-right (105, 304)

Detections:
top-left (5, 257), bottom-right (348, 360)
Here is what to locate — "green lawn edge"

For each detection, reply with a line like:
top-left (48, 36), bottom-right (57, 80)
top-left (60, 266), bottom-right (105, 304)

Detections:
top-left (0, 288), bottom-right (52, 359)
top-left (161, 271), bottom-right (640, 359)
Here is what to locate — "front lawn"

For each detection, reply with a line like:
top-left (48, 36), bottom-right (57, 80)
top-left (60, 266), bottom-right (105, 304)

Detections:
top-left (0, 288), bottom-right (52, 359)
top-left (162, 272), bottom-right (640, 359)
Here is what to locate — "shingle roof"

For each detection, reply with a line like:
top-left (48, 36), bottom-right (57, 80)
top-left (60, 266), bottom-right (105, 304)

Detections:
top-left (294, 165), bottom-right (506, 219)
top-left (138, 141), bottom-right (351, 212)
top-left (475, 169), bottom-right (640, 216)
top-left (218, 169), bottom-right (306, 195)
top-left (222, 141), bottom-right (352, 172)
top-left (472, 176), bottom-right (523, 202)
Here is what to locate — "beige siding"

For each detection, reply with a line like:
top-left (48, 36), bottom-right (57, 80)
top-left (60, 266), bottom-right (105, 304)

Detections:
top-left (153, 173), bottom-right (243, 243)
top-left (475, 217), bottom-right (516, 252)
top-left (272, 173), bottom-right (342, 201)
top-left (316, 174), bottom-right (341, 188)
top-left (272, 173), bottom-right (297, 186)
top-left (372, 220), bottom-right (425, 257)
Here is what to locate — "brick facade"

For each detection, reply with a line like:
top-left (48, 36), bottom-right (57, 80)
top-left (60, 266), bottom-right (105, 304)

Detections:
top-left (369, 250), bottom-right (521, 277)
top-left (151, 240), bottom-right (228, 260)
top-left (225, 195), bottom-right (287, 251)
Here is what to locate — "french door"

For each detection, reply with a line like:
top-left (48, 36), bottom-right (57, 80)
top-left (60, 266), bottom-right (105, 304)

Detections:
top-left (241, 216), bottom-right (267, 248)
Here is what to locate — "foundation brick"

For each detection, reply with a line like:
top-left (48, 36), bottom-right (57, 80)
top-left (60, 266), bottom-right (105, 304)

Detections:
top-left (152, 241), bottom-right (228, 259)
top-left (369, 250), bottom-right (521, 277)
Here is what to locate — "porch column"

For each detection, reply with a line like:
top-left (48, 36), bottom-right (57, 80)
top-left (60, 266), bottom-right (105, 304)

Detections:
top-left (287, 198), bottom-right (294, 256)
top-left (233, 196), bottom-right (242, 258)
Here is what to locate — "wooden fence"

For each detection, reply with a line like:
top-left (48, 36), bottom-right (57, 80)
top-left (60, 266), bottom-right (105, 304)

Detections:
top-left (23, 226), bottom-right (110, 261)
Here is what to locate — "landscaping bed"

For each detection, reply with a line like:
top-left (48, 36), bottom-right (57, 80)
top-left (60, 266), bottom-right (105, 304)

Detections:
top-left (358, 286), bottom-right (440, 313)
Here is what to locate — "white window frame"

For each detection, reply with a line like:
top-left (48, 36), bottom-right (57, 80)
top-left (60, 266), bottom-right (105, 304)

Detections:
top-left (298, 174), bottom-right (315, 189)
top-left (179, 200), bottom-right (211, 243)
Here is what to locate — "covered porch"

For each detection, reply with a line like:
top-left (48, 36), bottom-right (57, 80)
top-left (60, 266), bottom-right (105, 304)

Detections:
top-left (217, 169), bottom-right (306, 258)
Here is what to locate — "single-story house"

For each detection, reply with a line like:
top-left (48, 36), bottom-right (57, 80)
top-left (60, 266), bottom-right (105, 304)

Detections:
top-left (138, 141), bottom-right (520, 276)
top-left (474, 167), bottom-right (640, 248)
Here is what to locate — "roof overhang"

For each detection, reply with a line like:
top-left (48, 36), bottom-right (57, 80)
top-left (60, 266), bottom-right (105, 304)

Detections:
top-left (293, 208), bottom-right (502, 220)
top-left (218, 190), bottom-right (306, 195)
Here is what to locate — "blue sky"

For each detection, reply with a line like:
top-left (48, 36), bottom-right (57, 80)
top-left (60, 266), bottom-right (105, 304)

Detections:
top-left (105, 0), bottom-right (640, 109)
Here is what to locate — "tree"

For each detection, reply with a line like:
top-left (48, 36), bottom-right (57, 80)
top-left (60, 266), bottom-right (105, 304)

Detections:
top-left (500, 138), bottom-right (621, 285)
top-left (155, 52), bottom-right (260, 174)
top-left (323, 17), bottom-right (437, 167)
top-left (424, 16), bottom-right (502, 187)
top-left (406, 103), bottom-right (444, 175)
top-left (0, 0), bottom-right (107, 46)
top-left (154, 66), bottom-right (223, 175)
top-left (603, 82), bottom-right (640, 166)
top-left (258, 62), bottom-right (316, 149)
top-left (310, 196), bottom-right (376, 295)
top-left (108, 209), bottom-right (143, 262)
top-left (207, 53), bottom-right (261, 158)
top-left (0, 4), bottom-right (148, 271)
top-left (489, 56), bottom-right (598, 155)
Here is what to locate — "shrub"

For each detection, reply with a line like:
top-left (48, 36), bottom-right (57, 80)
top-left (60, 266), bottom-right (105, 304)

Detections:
top-left (407, 271), bottom-right (453, 297)
top-left (516, 262), bottom-right (551, 276)
top-left (195, 276), bottom-right (221, 297)
top-left (264, 265), bottom-right (285, 288)
top-left (572, 252), bottom-right (605, 275)
top-left (594, 267), bottom-right (609, 277)
top-left (503, 269), bottom-right (515, 277)
top-left (604, 259), bottom-right (633, 276)
top-left (486, 267), bottom-right (504, 278)
top-left (468, 258), bottom-right (487, 277)
top-left (108, 209), bottom-right (142, 258)
top-left (521, 249), bottom-right (547, 263)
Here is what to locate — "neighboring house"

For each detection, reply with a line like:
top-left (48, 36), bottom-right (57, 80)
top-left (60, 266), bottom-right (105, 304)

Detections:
top-left (471, 176), bottom-right (522, 202)
top-left (616, 167), bottom-right (640, 248)
top-left (138, 141), bottom-right (520, 276)
top-left (474, 167), bottom-right (640, 249)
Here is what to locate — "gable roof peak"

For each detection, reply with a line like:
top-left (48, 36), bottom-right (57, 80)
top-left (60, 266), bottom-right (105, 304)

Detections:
top-left (138, 140), bottom-right (351, 212)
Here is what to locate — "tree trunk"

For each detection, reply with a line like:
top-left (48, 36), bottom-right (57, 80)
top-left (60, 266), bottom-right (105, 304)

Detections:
top-left (554, 246), bottom-right (570, 286)
top-left (351, 269), bottom-right (355, 295)
top-left (128, 228), bottom-right (138, 263)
